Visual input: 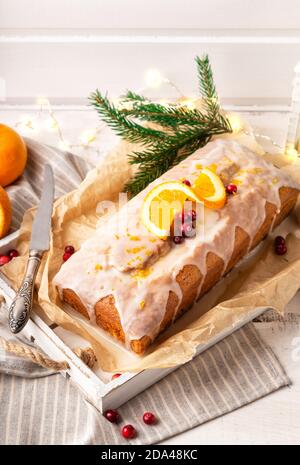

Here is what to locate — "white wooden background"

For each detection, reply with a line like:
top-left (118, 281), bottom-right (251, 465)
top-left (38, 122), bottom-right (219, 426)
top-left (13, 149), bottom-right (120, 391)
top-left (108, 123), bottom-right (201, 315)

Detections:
top-left (1, 0), bottom-right (300, 105)
top-left (1, 0), bottom-right (300, 445)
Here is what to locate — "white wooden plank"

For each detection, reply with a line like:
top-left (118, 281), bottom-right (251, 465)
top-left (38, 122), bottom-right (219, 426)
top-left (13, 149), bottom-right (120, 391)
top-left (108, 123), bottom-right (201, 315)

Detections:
top-left (0, 42), bottom-right (298, 103)
top-left (1, 0), bottom-right (300, 30)
top-left (2, 29), bottom-right (300, 43)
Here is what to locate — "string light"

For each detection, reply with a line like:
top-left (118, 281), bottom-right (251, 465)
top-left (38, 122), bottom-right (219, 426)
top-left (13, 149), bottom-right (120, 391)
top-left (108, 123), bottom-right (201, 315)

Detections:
top-left (14, 100), bottom-right (105, 154)
top-left (145, 69), bottom-right (165, 88)
top-left (80, 129), bottom-right (97, 145)
top-left (58, 140), bottom-right (71, 152)
top-left (11, 68), bottom-right (298, 162)
top-left (36, 97), bottom-right (50, 107)
top-left (44, 117), bottom-right (59, 132)
top-left (178, 97), bottom-right (196, 110)
top-left (227, 113), bottom-right (244, 133)
top-left (16, 115), bottom-right (39, 135)
top-left (285, 143), bottom-right (299, 162)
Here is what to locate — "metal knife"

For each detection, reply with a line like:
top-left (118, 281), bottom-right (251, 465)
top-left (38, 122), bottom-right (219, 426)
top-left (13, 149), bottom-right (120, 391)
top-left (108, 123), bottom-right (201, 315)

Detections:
top-left (9, 164), bottom-right (54, 334)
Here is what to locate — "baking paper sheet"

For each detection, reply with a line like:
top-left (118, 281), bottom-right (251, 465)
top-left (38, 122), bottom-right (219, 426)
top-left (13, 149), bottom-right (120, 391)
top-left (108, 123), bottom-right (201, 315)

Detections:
top-left (3, 131), bottom-right (300, 372)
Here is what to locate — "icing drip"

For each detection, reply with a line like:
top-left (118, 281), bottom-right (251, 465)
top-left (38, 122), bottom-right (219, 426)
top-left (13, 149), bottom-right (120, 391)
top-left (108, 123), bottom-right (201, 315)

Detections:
top-left (54, 139), bottom-right (299, 344)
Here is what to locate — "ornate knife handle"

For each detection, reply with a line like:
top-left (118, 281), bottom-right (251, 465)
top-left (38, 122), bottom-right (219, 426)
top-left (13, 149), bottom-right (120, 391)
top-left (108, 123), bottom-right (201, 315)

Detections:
top-left (9, 250), bottom-right (43, 334)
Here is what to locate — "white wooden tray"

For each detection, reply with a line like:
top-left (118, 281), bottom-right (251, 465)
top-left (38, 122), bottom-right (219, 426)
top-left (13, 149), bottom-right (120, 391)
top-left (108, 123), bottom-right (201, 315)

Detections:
top-left (0, 230), bottom-right (267, 413)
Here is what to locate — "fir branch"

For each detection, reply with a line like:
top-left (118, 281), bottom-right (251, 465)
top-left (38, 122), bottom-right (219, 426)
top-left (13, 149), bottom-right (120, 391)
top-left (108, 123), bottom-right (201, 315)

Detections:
top-left (89, 90), bottom-right (167, 144)
top-left (195, 55), bottom-right (219, 117)
top-left (90, 55), bottom-right (232, 196)
top-left (120, 102), bottom-right (208, 128)
top-left (121, 90), bottom-right (147, 102)
top-left (125, 125), bottom-right (219, 195)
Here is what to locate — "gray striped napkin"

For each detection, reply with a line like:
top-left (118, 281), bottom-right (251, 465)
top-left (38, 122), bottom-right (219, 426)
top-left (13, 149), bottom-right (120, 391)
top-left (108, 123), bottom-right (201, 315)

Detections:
top-left (0, 324), bottom-right (290, 445)
top-left (6, 138), bottom-right (93, 232)
top-left (0, 138), bottom-right (290, 444)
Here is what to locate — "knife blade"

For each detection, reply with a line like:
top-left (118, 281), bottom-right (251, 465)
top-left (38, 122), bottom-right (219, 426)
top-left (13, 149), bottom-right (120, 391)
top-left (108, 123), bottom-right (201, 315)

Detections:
top-left (30, 164), bottom-right (54, 251)
top-left (9, 164), bottom-right (54, 333)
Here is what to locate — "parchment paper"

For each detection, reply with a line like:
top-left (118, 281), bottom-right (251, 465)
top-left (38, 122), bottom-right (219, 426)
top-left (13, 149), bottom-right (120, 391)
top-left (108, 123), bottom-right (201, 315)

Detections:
top-left (3, 132), bottom-right (300, 372)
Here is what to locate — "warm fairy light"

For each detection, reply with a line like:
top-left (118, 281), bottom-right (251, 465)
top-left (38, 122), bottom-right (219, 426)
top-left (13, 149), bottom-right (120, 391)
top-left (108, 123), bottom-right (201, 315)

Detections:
top-left (227, 113), bottom-right (243, 133)
top-left (13, 71), bottom-right (291, 159)
top-left (179, 98), bottom-right (196, 110)
top-left (80, 129), bottom-right (96, 145)
top-left (159, 98), bottom-right (168, 106)
top-left (145, 69), bottom-right (165, 88)
top-left (18, 115), bottom-right (39, 134)
top-left (285, 143), bottom-right (299, 161)
top-left (45, 117), bottom-right (58, 131)
top-left (58, 140), bottom-right (71, 151)
top-left (294, 62), bottom-right (300, 73)
top-left (36, 97), bottom-right (50, 107)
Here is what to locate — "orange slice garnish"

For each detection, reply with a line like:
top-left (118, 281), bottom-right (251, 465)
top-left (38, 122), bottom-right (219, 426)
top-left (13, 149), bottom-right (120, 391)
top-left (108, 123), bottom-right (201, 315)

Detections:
top-left (141, 181), bottom-right (201, 239)
top-left (192, 168), bottom-right (226, 209)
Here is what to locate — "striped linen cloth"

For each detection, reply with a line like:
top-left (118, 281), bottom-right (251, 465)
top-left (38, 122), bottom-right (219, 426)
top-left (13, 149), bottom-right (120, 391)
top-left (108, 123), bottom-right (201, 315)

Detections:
top-left (0, 324), bottom-right (290, 445)
top-left (0, 139), bottom-right (290, 444)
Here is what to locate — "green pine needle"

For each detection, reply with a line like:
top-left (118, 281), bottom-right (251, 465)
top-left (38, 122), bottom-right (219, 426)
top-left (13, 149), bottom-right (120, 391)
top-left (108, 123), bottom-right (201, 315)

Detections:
top-left (89, 55), bottom-right (232, 196)
top-left (121, 90), bottom-right (147, 103)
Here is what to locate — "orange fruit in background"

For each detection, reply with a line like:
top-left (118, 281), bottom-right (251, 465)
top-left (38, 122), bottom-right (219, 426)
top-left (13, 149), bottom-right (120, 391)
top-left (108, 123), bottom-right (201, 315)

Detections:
top-left (0, 186), bottom-right (12, 238)
top-left (0, 124), bottom-right (27, 187)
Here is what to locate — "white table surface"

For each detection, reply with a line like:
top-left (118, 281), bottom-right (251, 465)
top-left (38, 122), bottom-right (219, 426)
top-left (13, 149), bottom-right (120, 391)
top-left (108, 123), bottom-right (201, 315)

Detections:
top-left (0, 104), bottom-right (299, 445)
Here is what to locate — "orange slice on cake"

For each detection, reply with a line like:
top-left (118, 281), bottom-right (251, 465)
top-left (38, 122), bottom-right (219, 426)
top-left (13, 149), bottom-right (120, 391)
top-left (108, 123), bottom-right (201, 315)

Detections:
top-left (192, 168), bottom-right (226, 209)
top-left (141, 181), bottom-right (201, 239)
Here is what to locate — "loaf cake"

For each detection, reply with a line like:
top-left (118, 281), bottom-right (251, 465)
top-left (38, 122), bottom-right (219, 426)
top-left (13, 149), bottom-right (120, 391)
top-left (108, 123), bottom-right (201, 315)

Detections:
top-left (53, 139), bottom-right (300, 354)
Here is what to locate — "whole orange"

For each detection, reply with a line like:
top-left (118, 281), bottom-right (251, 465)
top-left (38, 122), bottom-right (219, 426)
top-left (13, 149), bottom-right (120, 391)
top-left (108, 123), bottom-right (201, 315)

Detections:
top-left (0, 186), bottom-right (12, 238)
top-left (0, 124), bottom-right (27, 187)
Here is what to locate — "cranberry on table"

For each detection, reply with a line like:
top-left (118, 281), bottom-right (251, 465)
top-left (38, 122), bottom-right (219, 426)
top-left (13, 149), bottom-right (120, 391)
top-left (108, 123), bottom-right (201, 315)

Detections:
top-left (226, 183), bottom-right (238, 195)
top-left (182, 179), bottom-right (191, 186)
top-left (275, 243), bottom-right (287, 256)
top-left (122, 424), bottom-right (136, 439)
top-left (0, 255), bottom-right (10, 266)
top-left (274, 236), bottom-right (285, 247)
top-left (111, 373), bottom-right (121, 380)
top-left (143, 412), bottom-right (156, 425)
top-left (64, 245), bottom-right (75, 254)
top-left (8, 249), bottom-right (19, 259)
top-left (104, 409), bottom-right (120, 424)
top-left (63, 252), bottom-right (73, 262)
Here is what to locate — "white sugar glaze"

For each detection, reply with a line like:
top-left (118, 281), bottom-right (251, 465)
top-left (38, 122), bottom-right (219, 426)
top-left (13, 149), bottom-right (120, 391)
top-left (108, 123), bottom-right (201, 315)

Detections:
top-left (53, 139), bottom-right (299, 344)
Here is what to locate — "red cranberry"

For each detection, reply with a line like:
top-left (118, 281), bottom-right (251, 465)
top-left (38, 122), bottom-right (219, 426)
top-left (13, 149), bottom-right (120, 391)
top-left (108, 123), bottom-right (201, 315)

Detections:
top-left (111, 373), bottom-right (121, 380)
top-left (104, 409), bottom-right (120, 423)
top-left (64, 245), bottom-right (75, 254)
top-left (8, 249), bottom-right (19, 259)
top-left (143, 412), bottom-right (156, 425)
top-left (182, 223), bottom-right (195, 238)
top-left (226, 184), bottom-right (238, 195)
top-left (182, 179), bottom-right (191, 187)
top-left (122, 424), bottom-right (136, 439)
top-left (274, 236), bottom-right (285, 247)
top-left (173, 235), bottom-right (184, 245)
top-left (275, 244), bottom-right (287, 256)
top-left (63, 252), bottom-right (72, 262)
top-left (0, 255), bottom-right (10, 266)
